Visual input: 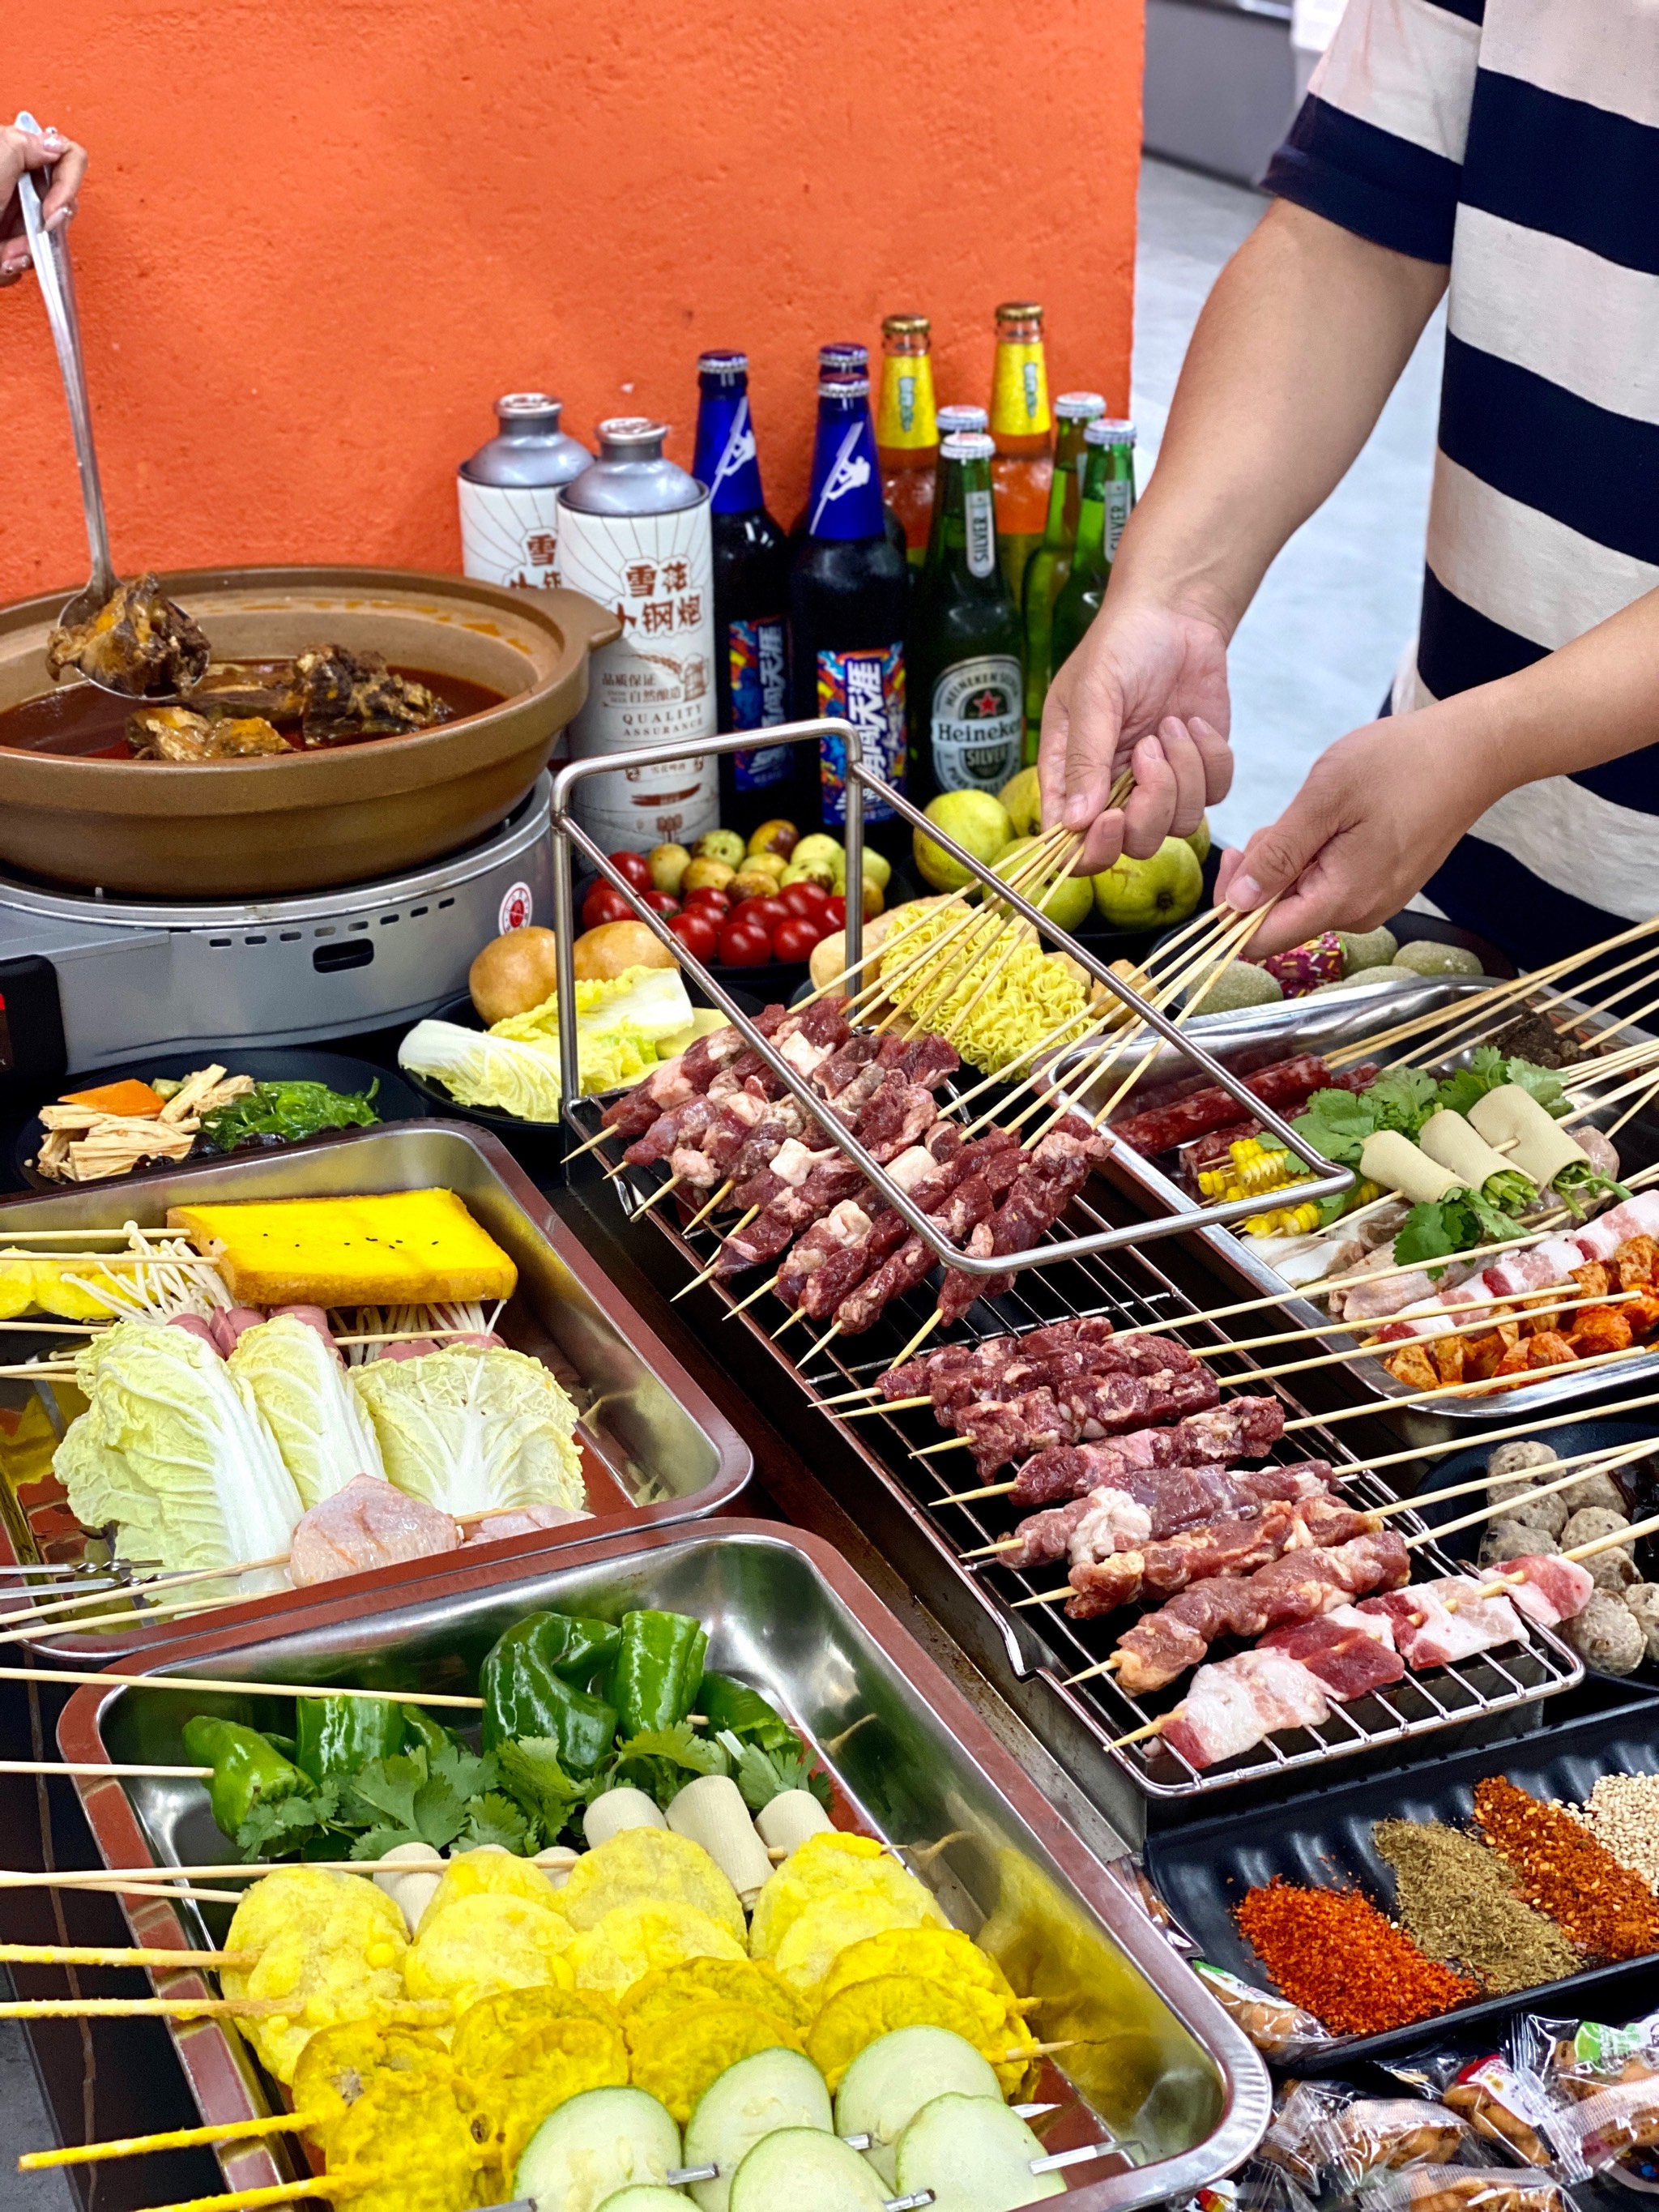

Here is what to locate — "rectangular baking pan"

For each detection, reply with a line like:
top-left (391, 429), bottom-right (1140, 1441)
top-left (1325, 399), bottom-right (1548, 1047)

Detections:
top-left (56, 1518), bottom-right (1273, 2211)
top-left (1142, 1680), bottom-right (1659, 2069)
top-left (1068, 980), bottom-right (1659, 1446)
top-left (0, 1121), bottom-right (750, 1663)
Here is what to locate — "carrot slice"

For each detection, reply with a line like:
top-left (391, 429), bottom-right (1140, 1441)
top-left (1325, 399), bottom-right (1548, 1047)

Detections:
top-left (59, 1079), bottom-right (168, 1119)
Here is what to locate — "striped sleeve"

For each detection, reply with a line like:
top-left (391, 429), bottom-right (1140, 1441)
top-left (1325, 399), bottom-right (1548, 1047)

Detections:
top-left (1264, 0), bottom-right (1483, 264)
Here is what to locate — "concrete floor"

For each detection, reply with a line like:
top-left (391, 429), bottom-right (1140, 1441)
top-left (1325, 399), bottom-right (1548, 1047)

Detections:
top-left (0, 1979), bottom-right (73, 2211)
top-left (1131, 156), bottom-right (1445, 852)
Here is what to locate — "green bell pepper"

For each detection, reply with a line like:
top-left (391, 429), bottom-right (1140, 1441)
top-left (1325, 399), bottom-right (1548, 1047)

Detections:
top-left (182, 1717), bottom-right (306, 1838)
top-left (607, 1610), bottom-right (707, 1738)
top-left (294, 1695), bottom-right (408, 1787)
top-left (481, 1613), bottom-right (620, 1771)
top-left (697, 1671), bottom-right (795, 1753)
top-left (402, 1706), bottom-right (452, 1763)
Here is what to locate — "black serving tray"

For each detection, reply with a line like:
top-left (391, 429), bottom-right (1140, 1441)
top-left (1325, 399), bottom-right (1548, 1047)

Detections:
top-left (1144, 1683), bottom-right (1659, 2069)
top-left (1413, 1420), bottom-right (1659, 1687)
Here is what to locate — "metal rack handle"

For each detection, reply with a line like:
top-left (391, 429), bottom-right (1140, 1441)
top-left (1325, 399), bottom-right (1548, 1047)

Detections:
top-left (548, 728), bottom-right (1350, 1270)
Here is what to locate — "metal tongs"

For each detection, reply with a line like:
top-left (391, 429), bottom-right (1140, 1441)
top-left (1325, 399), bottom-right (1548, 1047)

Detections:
top-left (15, 109), bottom-right (182, 704)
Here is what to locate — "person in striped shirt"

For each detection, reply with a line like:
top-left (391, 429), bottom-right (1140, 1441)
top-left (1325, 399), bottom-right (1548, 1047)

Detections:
top-left (1040, 0), bottom-right (1659, 965)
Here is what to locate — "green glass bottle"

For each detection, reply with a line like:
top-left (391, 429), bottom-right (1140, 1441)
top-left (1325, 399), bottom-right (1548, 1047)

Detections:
top-left (1019, 391), bottom-right (1106, 764)
top-left (1051, 418), bottom-right (1137, 674)
top-left (907, 431), bottom-right (1025, 806)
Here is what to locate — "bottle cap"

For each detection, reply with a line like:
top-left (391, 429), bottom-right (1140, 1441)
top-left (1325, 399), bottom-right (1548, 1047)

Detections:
top-left (1055, 391), bottom-right (1107, 420)
top-left (596, 417), bottom-right (669, 450)
top-left (1085, 417), bottom-right (1137, 446)
top-left (936, 404), bottom-right (989, 433)
top-left (818, 343), bottom-right (869, 373)
top-left (697, 349), bottom-right (748, 375)
top-left (881, 314), bottom-right (930, 337)
top-left (940, 431), bottom-right (996, 460)
top-left (996, 301), bottom-right (1043, 323)
top-left (818, 374), bottom-right (871, 399)
top-left (496, 393), bottom-right (562, 420)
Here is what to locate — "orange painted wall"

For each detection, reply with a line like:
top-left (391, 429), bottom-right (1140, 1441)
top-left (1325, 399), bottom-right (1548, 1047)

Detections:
top-left (0, 0), bottom-right (1143, 605)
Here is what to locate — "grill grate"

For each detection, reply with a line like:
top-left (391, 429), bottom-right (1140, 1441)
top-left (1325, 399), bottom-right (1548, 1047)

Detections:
top-left (573, 1092), bottom-right (1584, 1801)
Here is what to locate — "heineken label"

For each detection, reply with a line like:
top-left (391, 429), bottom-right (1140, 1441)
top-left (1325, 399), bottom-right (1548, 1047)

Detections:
top-left (556, 495), bottom-right (719, 850)
top-left (929, 655), bottom-right (1022, 793)
top-left (455, 475), bottom-right (561, 589)
top-left (965, 489), bottom-right (997, 579)
top-left (1106, 477), bottom-right (1135, 559)
top-left (729, 613), bottom-right (791, 791)
top-left (817, 643), bottom-right (906, 822)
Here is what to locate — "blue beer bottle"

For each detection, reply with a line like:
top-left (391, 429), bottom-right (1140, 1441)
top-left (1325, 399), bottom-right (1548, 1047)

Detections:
top-left (787, 371), bottom-right (911, 852)
top-left (693, 350), bottom-right (808, 835)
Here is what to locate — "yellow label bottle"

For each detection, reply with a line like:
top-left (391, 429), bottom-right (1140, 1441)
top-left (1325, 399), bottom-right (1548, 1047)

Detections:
top-left (989, 302), bottom-right (1054, 596)
top-left (877, 314), bottom-right (940, 564)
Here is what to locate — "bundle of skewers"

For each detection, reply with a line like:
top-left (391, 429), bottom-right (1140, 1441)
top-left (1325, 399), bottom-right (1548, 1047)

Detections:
top-left (569, 813), bottom-right (1299, 1373)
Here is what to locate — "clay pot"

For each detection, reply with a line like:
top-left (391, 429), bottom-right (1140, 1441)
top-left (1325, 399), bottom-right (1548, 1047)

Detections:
top-left (0, 566), bottom-right (618, 896)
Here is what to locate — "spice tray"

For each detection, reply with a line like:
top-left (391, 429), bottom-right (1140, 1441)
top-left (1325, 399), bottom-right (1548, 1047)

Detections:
top-left (55, 1518), bottom-right (1273, 2212)
top-left (1141, 1682), bottom-right (1659, 2070)
top-left (0, 1121), bottom-right (751, 1663)
top-left (1060, 980), bottom-right (1659, 1447)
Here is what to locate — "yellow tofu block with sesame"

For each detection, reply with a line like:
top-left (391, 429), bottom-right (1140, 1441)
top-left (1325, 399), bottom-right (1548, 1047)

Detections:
top-left (165, 1189), bottom-right (517, 1308)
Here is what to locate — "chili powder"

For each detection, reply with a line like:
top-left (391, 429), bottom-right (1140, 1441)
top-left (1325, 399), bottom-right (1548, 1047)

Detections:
top-left (1235, 1876), bottom-right (1479, 2036)
top-left (1473, 1775), bottom-right (1659, 1962)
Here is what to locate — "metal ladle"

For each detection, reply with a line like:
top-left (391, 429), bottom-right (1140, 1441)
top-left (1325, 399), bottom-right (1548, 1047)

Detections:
top-left (15, 108), bottom-right (182, 704)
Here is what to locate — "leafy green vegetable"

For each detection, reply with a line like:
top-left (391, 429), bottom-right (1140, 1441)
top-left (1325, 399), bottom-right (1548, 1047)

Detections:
top-left (1292, 1090), bottom-right (1379, 1167)
top-left (1553, 1160), bottom-right (1630, 1219)
top-left (607, 1720), bottom-right (728, 1808)
top-left (1435, 1049), bottom-right (1567, 1121)
top-left (1367, 1066), bottom-right (1439, 1132)
top-left (235, 1781), bottom-right (339, 1861)
top-left (494, 1737), bottom-right (588, 1829)
top-left (717, 1729), bottom-right (834, 1813)
top-left (199, 1079), bottom-right (379, 1153)
top-left (1483, 1169), bottom-right (1538, 1215)
top-left (457, 1792), bottom-right (531, 1854)
top-left (1392, 1188), bottom-right (1514, 1266)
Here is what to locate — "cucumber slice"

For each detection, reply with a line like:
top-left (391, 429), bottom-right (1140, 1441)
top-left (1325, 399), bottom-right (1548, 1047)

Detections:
top-left (595, 2193), bottom-right (689, 2210)
top-left (834, 2026), bottom-right (1001, 2188)
top-left (513, 2086), bottom-right (682, 2212)
top-left (895, 2093), bottom-right (1064, 2210)
top-left (684, 2048), bottom-right (832, 2212)
top-left (727, 2129), bottom-right (887, 2212)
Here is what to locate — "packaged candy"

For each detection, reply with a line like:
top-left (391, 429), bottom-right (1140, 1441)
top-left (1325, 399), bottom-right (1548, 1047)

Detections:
top-left (1192, 1961), bottom-right (1333, 2060)
top-left (1362, 2169), bottom-right (1572, 2212)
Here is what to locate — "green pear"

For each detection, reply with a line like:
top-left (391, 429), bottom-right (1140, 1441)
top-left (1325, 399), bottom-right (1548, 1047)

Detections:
top-left (1092, 837), bottom-right (1205, 931)
top-left (996, 764), bottom-right (1043, 839)
top-left (992, 839), bottom-right (1093, 933)
top-left (1184, 816), bottom-right (1212, 866)
top-left (913, 791), bottom-right (1014, 895)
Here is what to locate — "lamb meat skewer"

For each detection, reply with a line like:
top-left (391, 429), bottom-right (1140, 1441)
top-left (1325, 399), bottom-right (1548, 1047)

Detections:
top-left (991, 1458), bottom-right (1342, 1569)
top-left (943, 1363), bottom-right (1226, 1481)
top-left (1060, 1492), bottom-right (1378, 1620)
top-left (936, 1115), bottom-right (1112, 1326)
top-left (1000, 1397), bottom-right (1290, 1510)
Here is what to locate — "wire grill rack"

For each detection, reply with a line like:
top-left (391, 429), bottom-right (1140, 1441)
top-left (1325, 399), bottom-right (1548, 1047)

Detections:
top-left (571, 1094), bottom-right (1584, 1803)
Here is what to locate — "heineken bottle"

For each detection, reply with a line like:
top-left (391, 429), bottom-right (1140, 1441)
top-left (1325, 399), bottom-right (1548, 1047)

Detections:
top-left (1019, 391), bottom-right (1106, 764)
top-left (908, 431), bottom-right (1024, 806)
top-left (1051, 419), bottom-right (1137, 675)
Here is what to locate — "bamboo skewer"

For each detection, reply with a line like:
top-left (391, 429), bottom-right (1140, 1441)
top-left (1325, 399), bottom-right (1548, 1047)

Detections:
top-left (0, 1761), bottom-right (214, 1781)
top-left (0, 1943), bottom-right (254, 1969)
top-left (1212, 1287), bottom-right (1637, 1388)
top-left (931, 1386), bottom-right (1659, 1509)
top-left (0, 1665), bottom-right (484, 1712)
top-left (19, 2111), bottom-right (328, 2172)
top-left (681, 1179), bottom-right (734, 1232)
top-left (632, 1172), bottom-right (684, 1219)
top-left (672, 1207), bottom-right (759, 1299)
top-left (958, 1433), bottom-right (1649, 1561)
top-left (725, 1272), bottom-right (780, 1319)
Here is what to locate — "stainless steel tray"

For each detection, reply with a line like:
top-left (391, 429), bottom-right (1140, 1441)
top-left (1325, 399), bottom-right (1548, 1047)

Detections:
top-left (1068, 979), bottom-right (1659, 1444)
top-left (56, 1519), bottom-right (1273, 2210)
top-left (603, 1172), bottom-right (1583, 1826)
top-left (0, 1122), bottom-right (750, 1663)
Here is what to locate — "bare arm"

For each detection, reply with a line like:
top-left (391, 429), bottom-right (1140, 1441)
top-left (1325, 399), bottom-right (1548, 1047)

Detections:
top-left (1217, 584), bottom-right (1659, 953)
top-left (1040, 199), bottom-right (1447, 869)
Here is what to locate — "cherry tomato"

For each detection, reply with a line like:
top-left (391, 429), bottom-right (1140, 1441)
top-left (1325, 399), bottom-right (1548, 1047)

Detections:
top-left (719, 916), bottom-right (773, 967)
top-left (823, 895), bottom-right (847, 932)
top-left (582, 882), bottom-right (635, 931)
top-left (772, 916), bottom-right (823, 963)
top-left (639, 890), bottom-right (680, 919)
top-left (608, 851), bottom-right (654, 892)
top-left (780, 881), bottom-right (833, 921)
top-left (668, 911), bottom-right (719, 961)
top-left (743, 897), bottom-right (788, 942)
top-left (681, 887), bottom-right (732, 919)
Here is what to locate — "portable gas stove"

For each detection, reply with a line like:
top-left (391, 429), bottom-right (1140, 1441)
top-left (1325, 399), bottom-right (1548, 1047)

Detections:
top-left (0, 774), bottom-right (552, 1102)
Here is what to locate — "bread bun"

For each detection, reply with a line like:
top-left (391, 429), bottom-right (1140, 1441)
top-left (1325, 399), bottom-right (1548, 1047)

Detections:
top-left (572, 919), bottom-right (676, 982)
top-left (469, 926), bottom-right (561, 1024)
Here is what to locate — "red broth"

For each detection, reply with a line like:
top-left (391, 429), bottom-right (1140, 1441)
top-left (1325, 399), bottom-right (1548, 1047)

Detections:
top-left (0, 664), bottom-right (505, 760)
